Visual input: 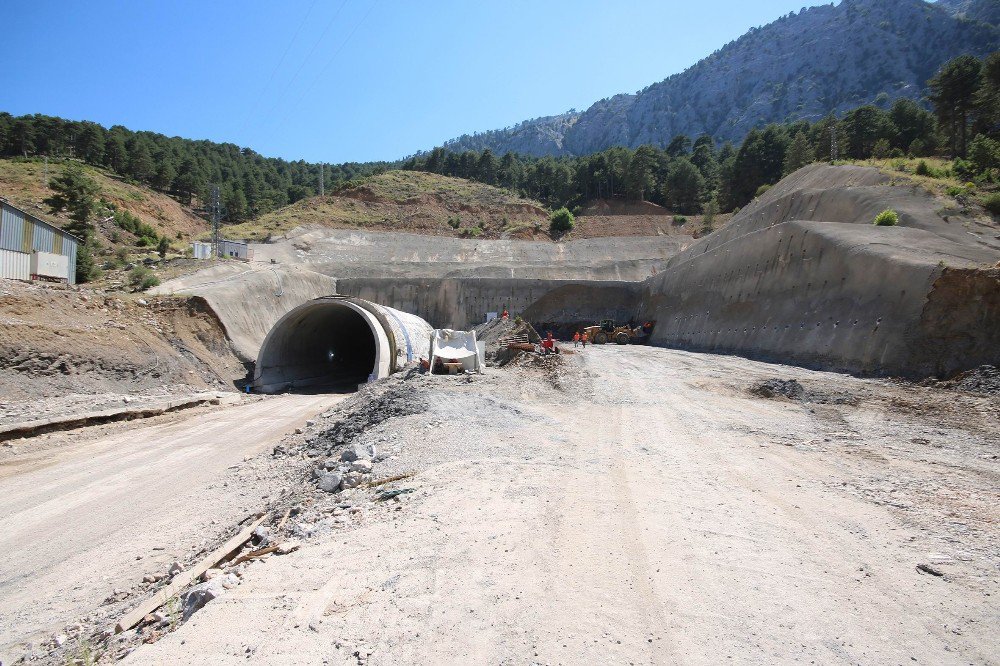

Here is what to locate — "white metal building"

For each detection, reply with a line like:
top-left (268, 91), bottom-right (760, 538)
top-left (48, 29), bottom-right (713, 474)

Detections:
top-left (219, 239), bottom-right (252, 261)
top-left (0, 200), bottom-right (80, 283)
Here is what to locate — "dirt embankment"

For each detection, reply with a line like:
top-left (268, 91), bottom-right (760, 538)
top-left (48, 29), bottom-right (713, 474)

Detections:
top-left (0, 278), bottom-right (246, 407)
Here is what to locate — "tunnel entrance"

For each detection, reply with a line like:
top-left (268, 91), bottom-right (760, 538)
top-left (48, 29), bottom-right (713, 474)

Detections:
top-left (254, 300), bottom-right (384, 393)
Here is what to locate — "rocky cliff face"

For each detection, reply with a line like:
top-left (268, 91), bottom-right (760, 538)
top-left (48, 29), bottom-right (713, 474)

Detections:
top-left (439, 0), bottom-right (998, 157)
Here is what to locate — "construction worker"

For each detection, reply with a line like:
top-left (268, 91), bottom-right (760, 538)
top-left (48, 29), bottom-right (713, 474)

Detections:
top-left (502, 308), bottom-right (509, 320)
top-left (581, 331), bottom-right (587, 348)
top-left (573, 331), bottom-right (581, 347)
top-left (541, 331), bottom-right (555, 354)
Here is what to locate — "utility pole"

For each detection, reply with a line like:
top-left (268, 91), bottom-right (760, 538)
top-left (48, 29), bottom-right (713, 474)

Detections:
top-left (830, 123), bottom-right (839, 163)
top-left (210, 185), bottom-right (221, 258)
top-left (43, 155), bottom-right (48, 187)
top-left (318, 163), bottom-right (324, 197)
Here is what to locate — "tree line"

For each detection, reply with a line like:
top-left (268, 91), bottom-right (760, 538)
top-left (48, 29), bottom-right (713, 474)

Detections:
top-left (0, 114), bottom-right (389, 222)
top-left (2, 52), bottom-right (997, 231)
top-left (403, 53), bottom-right (1000, 215)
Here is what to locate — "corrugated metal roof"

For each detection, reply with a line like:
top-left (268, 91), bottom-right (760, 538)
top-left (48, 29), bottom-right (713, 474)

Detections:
top-left (0, 200), bottom-right (83, 245)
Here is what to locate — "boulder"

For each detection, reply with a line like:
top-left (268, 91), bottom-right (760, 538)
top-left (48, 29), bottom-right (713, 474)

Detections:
top-left (341, 471), bottom-right (364, 489)
top-left (181, 579), bottom-right (224, 621)
top-left (350, 459), bottom-right (373, 474)
top-left (318, 472), bottom-right (343, 493)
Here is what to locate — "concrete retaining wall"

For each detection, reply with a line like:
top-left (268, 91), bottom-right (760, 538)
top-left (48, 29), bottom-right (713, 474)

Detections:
top-left (334, 277), bottom-right (642, 332)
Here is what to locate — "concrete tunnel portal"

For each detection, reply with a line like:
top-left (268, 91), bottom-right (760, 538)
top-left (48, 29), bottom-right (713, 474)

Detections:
top-left (253, 296), bottom-right (433, 393)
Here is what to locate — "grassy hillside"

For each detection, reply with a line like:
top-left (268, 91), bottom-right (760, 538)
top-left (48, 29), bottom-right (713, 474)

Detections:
top-left (0, 158), bottom-right (209, 250)
top-left (222, 171), bottom-right (552, 241)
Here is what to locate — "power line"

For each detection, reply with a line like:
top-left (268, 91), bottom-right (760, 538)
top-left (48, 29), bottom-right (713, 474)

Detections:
top-left (256, 0), bottom-right (350, 127)
top-left (236, 0), bottom-right (320, 134)
top-left (277, 0), bottom-right (379, 127)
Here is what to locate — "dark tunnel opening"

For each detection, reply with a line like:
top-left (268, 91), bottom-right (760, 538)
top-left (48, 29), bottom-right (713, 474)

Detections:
top-left (255, 304), bottom-right (378, 392)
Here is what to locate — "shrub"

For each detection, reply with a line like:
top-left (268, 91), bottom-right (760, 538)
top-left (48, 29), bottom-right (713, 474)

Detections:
top-left (873, 209), bottom-right (899, 226)
top-left (112, 247), bottom-right (129, 268)
top-left (549, 207), bottom-right (575, 233)
top-left (982, 193), bottom-right (1000, 215)
top-left (755, 184), bottom-right (772, 197)
top-left (447, 216), bottom-right (461, 229)
top-left (872, 139), bottom-right (891, 159)
top-left (672, 215), bottom-right (688, 225)
top-left (915, 160), bottom-right (931, 177)
top-left (128, 266), bottom-right (160, 291)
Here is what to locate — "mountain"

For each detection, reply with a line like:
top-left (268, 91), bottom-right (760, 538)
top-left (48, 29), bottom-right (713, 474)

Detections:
top-left (438, 0), bottom-right (999, 157)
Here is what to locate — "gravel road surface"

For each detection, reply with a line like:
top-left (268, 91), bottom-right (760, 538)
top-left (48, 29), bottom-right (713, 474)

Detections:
top-left (124, 346), bottom-right (999, 665)
top-left (0, 393), bottom-right (344, 663)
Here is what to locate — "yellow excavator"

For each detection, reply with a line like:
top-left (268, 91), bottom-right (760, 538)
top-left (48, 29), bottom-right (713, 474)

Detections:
top-left (583, 319), bottom-right (654, 345)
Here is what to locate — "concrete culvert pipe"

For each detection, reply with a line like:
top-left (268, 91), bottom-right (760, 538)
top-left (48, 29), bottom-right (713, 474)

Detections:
top-left (253, 296), bottom-right (433, 393)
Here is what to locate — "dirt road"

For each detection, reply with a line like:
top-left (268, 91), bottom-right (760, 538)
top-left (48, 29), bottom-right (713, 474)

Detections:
top-left (116, 347), bottom-right (999, 664)
top-left (0, 393), bottom-right (344, 663)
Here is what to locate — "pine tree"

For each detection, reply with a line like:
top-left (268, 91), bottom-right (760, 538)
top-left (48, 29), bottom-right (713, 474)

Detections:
top-left (104, 133), bottom-right (129, 174)
top-left (783, 131), bottom-right (815, 175)
top-left (663, 158), bottom-right (705, 214)
top-left (930, 55), bottom-right (983, 158)
top-left (224, 188), bottom-right (249, 223)
top-left (152, 160), bottom-right (176, 191)
top-left (74, 122), bottom-right (105, 164)
top-left (128, 142), bottom-right (155, 183)
top-left (44, 163), bottom-right (99, 239)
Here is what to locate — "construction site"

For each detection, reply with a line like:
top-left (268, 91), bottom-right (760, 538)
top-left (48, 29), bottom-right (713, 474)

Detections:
top-left (1, 162), bottom-right (999, 665)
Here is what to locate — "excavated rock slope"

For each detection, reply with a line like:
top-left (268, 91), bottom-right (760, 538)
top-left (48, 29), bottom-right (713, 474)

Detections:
top-left (638, 164), bottom-right (1000, 377)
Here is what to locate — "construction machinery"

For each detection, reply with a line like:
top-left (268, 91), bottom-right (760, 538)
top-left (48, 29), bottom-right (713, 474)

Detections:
top-left (583, 320), bottom-right (655, 345)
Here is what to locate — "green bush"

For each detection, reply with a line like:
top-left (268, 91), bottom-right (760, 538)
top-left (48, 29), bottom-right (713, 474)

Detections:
top-left (447, 216), bottom-right (461, 229)
top-left (915, 160), bottom-right (931, 177)
top-left (672, 215), bottom-right (687, 225)
top-left (873, 209), bottom-right (899, 226)
top-left (549, 207), bottom-right (575, 233)
top-left (945, 185), bottom-right (967, 198)
top-left (982, 193), bottom-right (1000, 215)
top-left (128, 266), bottom-right (160, 291)
top-left (755, 184), bottom-right (772, 197)
top-left (111, 247), bottom-right (129, 268)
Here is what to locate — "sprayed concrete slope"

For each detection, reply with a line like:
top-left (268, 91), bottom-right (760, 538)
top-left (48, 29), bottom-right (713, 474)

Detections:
top-left (158, 165), bottom-right (999, 378)
top-left (150, 263), bottom-right (336, 361)
top-left (254, 227), bottom-right (689, 280)
top-left (638, 164), bottom-right (1000, 377)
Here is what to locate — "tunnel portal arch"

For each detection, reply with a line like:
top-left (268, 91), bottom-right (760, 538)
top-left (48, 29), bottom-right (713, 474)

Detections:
top-left (252, 296), bottom-right (432, 393)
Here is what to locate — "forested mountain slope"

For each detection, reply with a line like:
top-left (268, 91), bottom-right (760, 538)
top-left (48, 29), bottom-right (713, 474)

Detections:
top-left (439, 0), bottom-right (998, 157)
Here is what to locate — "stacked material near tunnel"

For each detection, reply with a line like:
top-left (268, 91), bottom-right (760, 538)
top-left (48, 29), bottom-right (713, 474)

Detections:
top-left (253, 296), bottom-right (432, 393)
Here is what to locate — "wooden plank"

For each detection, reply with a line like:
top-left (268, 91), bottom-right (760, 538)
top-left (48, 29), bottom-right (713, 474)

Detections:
top-left (114, 513), bottom-right (267, 633)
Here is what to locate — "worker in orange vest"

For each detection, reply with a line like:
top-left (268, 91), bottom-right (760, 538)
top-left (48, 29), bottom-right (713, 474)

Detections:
top-left (541, 331), bottom-right (555, 354)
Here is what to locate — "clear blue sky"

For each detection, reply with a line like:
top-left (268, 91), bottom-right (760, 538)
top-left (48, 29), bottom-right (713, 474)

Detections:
top-left (1, 0), bottom-right (836, 163)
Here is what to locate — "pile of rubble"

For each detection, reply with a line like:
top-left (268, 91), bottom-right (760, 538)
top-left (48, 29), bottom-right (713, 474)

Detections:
top-left (940, 365), bottom-right (1000, 396)
top-left (474, 317), bottom-right (543, 366)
